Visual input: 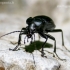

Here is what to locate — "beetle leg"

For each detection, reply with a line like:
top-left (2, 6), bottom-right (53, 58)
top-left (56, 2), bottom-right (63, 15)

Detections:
top-left (9, 33), bottom-right (22, 51)
top-left (31, 53), bottom-right (36, 68)
top-left (46, 29), bottom-right (70, 52)
top-left (41, 39), bottom-right (48, 57)
top-left (39, 31), bottom-right (57, 57)
top-left (9, 28), bottom-right (26, 51)
top-left (30, 36), bottom-right (33, 44)
top-left (45, 34), bottom-right (56, 57)
top-left (40, 33), bottom-right (66, 60)
top-left (38, 32), bottom-right (48, 57)
top-left (34, 34), bottom-right (35, 41)
top-left (24, 36), bottom-right (27, 44)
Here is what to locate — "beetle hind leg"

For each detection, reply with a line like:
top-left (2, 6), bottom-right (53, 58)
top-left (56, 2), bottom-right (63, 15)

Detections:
top-left (47, 29), bottom-right (70, 52)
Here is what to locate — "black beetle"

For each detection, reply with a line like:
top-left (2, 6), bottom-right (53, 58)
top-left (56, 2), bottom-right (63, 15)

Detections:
top-left (0, 15), bottom-right (69, 58)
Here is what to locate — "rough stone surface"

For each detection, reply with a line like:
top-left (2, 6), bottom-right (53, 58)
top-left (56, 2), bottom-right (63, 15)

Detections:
top-left (0, 41), bottom-right (60, 70)
top-left (0, 60), bottom-right (5, 70)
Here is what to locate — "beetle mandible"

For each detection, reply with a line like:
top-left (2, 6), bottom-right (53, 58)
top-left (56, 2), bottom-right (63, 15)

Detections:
top-left (0, 15), bottom-right (69, 57)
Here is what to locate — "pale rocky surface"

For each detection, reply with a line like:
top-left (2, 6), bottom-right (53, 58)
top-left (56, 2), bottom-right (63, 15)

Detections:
top-left (0, 14), bottom-right (70, 70)
top-left (0, 39), bottom-right (60, 70)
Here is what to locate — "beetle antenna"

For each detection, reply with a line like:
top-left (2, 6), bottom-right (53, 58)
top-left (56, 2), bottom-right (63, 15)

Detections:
top-left (0, 31), bottom-right (21, 38)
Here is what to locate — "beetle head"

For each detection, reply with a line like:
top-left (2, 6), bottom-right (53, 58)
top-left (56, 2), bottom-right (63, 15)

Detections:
top-left (26, 24), bottom-right (35, 38)
top-left (26, 17), bottom-right (33, 25)
top-left (26, 17), bottom-right (37, 38)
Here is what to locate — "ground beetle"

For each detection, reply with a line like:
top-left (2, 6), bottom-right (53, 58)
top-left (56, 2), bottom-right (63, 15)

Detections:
top-left (0, 15), bottom-right (69, 58)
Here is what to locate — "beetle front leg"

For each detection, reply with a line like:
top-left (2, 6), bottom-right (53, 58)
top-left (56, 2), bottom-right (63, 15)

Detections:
top-left (9, 28), bottom-right (26, 51)
top-left (9, 33), bottom-right (22, 51)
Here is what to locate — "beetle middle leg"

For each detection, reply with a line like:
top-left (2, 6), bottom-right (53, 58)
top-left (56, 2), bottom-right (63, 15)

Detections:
top-left (38, 32), bottom-right (48, 57)
top-left (41, 39), bottom-right (48, 57)
top-left (38, 32), bottom-right (56, 57)
top-left (39, 32), bottom-right (66, 60)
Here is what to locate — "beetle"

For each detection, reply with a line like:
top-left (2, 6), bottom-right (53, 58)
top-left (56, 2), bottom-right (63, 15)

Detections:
top-left (0, 15), bottom-right (69, 58)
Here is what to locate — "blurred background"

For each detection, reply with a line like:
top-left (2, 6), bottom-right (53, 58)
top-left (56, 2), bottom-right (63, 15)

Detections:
top-left (0, 0), bottom-right (70, 48)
